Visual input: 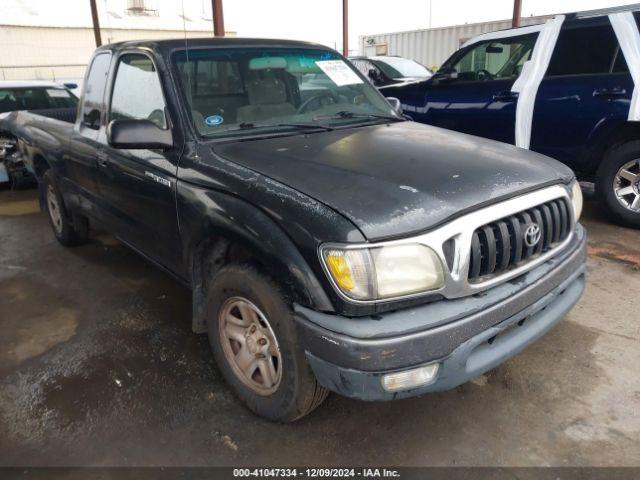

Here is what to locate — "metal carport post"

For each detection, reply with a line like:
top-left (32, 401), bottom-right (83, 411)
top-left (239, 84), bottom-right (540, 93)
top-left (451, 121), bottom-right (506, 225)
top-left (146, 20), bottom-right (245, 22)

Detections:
top-left (512, 0), bottom-right (522, 27)
top-left (212, 0), bottom-right (225, 36)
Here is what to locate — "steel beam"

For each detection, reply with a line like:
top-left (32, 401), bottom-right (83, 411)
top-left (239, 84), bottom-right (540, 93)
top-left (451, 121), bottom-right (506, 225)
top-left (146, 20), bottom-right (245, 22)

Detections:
top-left (343, 0), bottom-right (348, 56)
top-left (512, 0), bottom-right (522, 28)
top-left (89, 0), bottom-right (102, 47)
top-left (212, 0), bottom-right (225, 37)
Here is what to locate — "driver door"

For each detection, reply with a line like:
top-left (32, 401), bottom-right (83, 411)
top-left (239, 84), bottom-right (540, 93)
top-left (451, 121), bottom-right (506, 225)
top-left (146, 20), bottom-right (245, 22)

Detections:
top-left (418, 33), bottom-right (538, 145)
top-left (96, 51), bottom-right (184, 275)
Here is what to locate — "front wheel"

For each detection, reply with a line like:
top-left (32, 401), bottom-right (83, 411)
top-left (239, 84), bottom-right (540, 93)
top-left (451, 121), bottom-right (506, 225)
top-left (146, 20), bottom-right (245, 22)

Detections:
top-left (206, 264), bottom-right (328, 422)
top-left (42, 170), bottom-right (89, 246)
top-left (597, 141), bottom-right (640, 229)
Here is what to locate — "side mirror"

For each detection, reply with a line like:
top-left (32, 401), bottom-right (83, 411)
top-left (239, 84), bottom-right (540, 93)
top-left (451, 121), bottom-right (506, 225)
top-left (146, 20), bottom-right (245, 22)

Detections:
top-left (386, 97), bottom-right (403, 115)
top-left (63, 82), bottom-right (78, 90)
top-left (107, 119), bottom-right (173, 150)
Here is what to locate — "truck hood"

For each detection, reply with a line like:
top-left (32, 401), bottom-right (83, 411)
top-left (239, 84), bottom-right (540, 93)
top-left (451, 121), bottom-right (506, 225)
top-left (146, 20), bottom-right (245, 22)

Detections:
top-left (213, 121), bottom-right (573, 241)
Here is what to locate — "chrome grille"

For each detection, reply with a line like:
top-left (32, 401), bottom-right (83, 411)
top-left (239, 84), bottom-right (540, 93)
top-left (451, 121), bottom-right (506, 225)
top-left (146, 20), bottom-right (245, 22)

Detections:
top-left (468, 198), bottom-right (572, 282)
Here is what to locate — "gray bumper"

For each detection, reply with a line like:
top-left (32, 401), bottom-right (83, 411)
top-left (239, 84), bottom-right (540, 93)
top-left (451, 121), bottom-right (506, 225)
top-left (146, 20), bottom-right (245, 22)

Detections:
top-left (295, 226), bottom-right (587, 401)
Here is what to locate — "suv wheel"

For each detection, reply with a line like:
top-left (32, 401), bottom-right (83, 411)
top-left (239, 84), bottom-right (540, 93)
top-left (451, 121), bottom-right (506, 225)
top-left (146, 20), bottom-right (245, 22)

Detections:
top-left (597, 141), bottom-right (640, 228)
top-left (206, 264), bottom-right (328, 422)
top-left (42, 170), bottom-right (89, 246)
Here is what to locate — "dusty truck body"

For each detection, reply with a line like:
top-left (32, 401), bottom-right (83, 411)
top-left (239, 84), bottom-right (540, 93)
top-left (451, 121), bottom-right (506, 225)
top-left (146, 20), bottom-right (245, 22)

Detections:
top-left (1, 38), bottom-right (586, 421)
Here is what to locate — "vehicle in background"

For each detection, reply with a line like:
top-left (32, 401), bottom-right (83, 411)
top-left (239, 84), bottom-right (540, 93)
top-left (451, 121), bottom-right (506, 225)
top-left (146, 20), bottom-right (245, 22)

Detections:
top-left (0, 81), bottom-right (78, 113)
top-left (0, 38), bottom-right (585, 421)
top-left (349, 55), bottom-right (432, 90)
top-left (0, 81), bottom-right (78, 188)
top-left (389, 5), bottom-right (640, 228)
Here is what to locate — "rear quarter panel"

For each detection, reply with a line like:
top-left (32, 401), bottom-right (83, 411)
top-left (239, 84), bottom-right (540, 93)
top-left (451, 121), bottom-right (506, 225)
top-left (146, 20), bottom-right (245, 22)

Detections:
top-left (0, 111), bottom-right (73, 176)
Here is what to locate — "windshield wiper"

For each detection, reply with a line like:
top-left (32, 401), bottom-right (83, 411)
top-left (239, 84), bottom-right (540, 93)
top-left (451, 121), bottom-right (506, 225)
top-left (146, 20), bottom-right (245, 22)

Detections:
top-left (312, 110), bottom-right (402, 122)
top-left (205, 121), bottom-right (333, 135)
top-left (273, 122), bottom-right (334, 131)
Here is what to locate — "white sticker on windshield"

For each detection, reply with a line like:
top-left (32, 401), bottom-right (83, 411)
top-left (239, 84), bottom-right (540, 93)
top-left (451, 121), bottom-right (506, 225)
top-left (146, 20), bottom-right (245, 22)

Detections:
top-left (46, 89), bottom-right (70, 98)
top-left (315, 60), bottom-right (363, 86)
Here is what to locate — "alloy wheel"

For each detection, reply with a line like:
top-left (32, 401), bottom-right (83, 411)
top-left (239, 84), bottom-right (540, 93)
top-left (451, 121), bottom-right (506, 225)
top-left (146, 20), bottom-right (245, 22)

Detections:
top-left (613, 159), bottom-right (640, 212)
top-left (218, 297), bottom-right (282, 396)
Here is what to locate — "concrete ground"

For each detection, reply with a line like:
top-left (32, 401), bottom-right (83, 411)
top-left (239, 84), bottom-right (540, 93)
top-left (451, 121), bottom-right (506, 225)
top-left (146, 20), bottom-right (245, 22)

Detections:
top-left (0, 188), bottom-right (638, 467)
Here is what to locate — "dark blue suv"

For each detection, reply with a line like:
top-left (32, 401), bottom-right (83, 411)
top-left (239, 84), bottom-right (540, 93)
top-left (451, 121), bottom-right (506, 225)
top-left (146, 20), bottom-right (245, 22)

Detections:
top-left (390, 5), bottom-right (640, 228)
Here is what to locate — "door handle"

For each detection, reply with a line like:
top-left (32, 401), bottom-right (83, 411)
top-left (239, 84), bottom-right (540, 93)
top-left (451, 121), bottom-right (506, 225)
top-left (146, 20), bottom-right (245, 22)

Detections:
top-left (492, 91), bottom-right (519, 102)
top-left (593, 87), bottom-right (627, 98)
top-left (96, 151), bottom-right (109, 168)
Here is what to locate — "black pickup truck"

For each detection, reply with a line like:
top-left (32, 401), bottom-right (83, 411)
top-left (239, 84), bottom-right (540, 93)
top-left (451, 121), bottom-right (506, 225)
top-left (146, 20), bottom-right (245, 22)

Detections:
top-left (0, 38), bottom-right (586, 421)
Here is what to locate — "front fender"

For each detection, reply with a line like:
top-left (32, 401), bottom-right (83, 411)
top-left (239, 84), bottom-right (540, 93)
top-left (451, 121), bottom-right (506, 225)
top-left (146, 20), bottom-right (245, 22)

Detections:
top-left (178, 181), bottom-right (335, 332)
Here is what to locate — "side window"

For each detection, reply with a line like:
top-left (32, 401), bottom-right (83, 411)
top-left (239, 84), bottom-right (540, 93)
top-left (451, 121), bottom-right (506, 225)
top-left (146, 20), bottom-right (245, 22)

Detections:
top-left (352, 59), bottom-right (372, 76)
top-left (447, 33), bottom-right (538, 82)
top-left (351, 59), bottom-right (383, 85)
top-left (110, 53), bottom-right (167, 129)
top-left (547, 23), bottom-right (623, 76)
top-left (79, 53), bottom-right (112, 129)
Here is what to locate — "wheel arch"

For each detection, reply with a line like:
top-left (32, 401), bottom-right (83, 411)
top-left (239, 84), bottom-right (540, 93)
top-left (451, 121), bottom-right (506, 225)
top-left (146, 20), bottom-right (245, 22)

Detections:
top-left (182, 189), bottom-right (334, 334)
top-left (31, 152), bottom-right (51, 178)
top-left (584, 121), bottom-right (640, 179)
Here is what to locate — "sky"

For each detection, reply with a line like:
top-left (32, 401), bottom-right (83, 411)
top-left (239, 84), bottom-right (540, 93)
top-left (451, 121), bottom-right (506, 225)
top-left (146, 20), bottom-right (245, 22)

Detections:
top-left (220, 0), bottom-right (639, 54)
top-left (7, 0), bottom-right (639, 55)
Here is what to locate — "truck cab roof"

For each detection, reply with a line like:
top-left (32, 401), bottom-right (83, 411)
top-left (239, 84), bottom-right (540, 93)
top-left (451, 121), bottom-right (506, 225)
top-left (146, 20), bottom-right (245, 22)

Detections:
top-left (95, 37), bottom-right (330, 56)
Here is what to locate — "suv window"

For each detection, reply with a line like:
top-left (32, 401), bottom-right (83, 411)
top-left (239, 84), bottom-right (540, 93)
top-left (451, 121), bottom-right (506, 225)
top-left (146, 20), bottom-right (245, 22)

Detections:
top-left (110, 53), bottom-right (167, 129)
top-left (444, 33), bottom-right (538, 82)
top-left (547, 23), bottom-right (627, 76)
top-left (79, 52), bottom-right (111, 129)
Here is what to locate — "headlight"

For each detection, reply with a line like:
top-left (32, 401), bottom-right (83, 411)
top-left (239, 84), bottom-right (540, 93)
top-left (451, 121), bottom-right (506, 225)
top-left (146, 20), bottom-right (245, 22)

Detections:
top-left (321, 243), bottom-right (445, 301)
top-left (570, 180), bottom-right (583, 221)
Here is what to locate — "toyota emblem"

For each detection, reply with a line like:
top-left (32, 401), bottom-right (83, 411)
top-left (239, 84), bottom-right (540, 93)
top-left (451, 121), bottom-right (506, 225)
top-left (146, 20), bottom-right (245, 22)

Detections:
top-left (524, 223), bottom-right (542, 248)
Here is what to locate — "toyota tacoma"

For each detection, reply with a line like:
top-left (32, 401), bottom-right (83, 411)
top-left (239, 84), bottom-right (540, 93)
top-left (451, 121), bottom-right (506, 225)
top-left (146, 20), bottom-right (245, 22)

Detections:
top-left (0, 38), bottom-right (586, 421)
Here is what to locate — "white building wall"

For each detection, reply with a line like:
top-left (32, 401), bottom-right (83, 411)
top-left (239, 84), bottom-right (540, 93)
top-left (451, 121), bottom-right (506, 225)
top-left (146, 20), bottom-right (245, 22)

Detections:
top-left (359, 16), bottom-right (552, 70)
top-left (0, 25), bottom-right (233, 81)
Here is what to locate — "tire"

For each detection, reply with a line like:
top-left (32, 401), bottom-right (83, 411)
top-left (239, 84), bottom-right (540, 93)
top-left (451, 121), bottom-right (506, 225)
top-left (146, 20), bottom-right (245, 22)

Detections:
top-left (42, 170), bottom-right (89, 246)
top-left (206, 264), bottom-right (328, 422)
top-left (597, 140), bottom-right (640, 229)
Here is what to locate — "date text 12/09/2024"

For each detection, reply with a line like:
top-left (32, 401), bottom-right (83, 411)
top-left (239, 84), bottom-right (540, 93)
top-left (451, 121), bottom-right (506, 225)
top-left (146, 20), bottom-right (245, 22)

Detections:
top-left (233, 468), bottom-right (400, 478)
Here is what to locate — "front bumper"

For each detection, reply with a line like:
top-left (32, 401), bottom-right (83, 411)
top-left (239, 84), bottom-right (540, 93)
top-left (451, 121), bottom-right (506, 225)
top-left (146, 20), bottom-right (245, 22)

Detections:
top-left (294, 225), bottom-right (587, 401)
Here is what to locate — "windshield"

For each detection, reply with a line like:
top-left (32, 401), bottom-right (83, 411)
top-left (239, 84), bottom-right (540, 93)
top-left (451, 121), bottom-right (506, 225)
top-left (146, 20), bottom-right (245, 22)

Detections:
top-left (172, 47), bottom-right (400, 137)
top-left (375, 57), bottom-right (431, 78)
top-left (0, 87), bottom-right (78, 113)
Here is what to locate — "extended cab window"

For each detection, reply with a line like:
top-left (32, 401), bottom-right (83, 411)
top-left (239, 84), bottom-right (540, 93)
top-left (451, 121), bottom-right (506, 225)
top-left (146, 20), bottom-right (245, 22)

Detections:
top-left (546, 22), bottom-right (628, 76)
top-left (442, 33), bottom-right (538, 82)
top-left (79, 52), bottom-right (111, 129)
top-left (110, 53), bottom-right (167, 129)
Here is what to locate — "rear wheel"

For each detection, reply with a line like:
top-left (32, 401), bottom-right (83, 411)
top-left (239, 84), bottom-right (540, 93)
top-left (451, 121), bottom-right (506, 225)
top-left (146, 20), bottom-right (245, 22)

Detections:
top-left (597, 141), bottom-right (640, 229)
top-left (206, 264), bottom-right (328, 422)
top-left (42, 170), bottom-right (89, 246)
